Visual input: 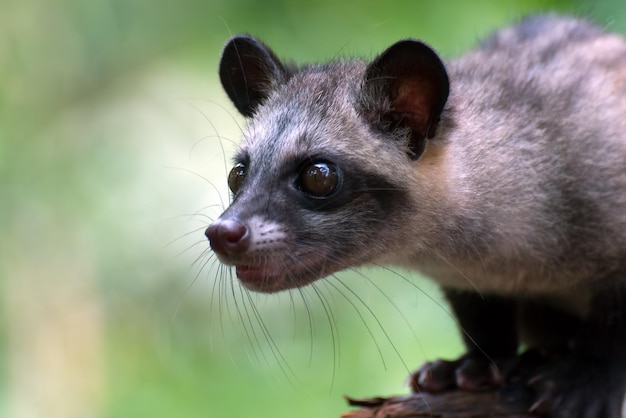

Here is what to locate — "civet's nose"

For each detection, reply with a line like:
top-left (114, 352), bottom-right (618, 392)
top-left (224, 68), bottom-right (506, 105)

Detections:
top-left (205, 219), bottom-right (251, 255)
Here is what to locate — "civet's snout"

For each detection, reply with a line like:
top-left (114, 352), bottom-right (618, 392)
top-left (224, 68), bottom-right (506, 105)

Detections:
top-left (205, 218), bottom-right (251, 256)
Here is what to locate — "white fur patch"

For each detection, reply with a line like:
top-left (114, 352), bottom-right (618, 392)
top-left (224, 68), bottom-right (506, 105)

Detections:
top-left (247, 215), bottom-right (288, 253)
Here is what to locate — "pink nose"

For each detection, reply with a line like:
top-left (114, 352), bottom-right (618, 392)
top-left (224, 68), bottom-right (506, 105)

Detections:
top-left (205, 219), bottom-right (251, 255)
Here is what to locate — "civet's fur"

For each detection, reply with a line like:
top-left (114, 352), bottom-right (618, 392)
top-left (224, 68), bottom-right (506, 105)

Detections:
top-left (207, 16), bottom-right (626, 417)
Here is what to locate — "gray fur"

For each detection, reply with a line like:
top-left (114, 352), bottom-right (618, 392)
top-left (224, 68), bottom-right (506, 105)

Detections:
top-left (215, 16), bottom-right (626, 303)
top-left (209, 15), bottom-right (626, 416)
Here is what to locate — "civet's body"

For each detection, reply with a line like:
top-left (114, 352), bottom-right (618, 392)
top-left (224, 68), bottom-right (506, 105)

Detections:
top-left (207, 16), bottom-right (626, 417)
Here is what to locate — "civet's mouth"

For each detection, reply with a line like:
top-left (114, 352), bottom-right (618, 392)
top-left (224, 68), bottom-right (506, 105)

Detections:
top-left (231, 251), bottom-right (332, 293)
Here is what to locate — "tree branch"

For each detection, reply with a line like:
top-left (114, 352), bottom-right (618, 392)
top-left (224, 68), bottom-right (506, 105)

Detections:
top-left (342, 384), bottom-right (539, 418)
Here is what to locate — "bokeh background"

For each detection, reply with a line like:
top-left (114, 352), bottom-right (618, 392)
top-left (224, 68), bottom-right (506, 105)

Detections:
top-left (2, 0), bottom-right (625, 417)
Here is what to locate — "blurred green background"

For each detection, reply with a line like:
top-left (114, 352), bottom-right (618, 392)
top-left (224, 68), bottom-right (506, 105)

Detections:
top-left (2, 0), bottom-right (625, 417)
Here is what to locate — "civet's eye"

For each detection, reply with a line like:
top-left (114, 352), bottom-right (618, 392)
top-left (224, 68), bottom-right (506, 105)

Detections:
top-left (228, 163), bottom-right (247, 194)
top-left (299, 161), bottom-right (340, 197)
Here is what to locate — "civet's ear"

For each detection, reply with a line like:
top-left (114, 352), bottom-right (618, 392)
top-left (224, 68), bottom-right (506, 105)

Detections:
top-left (219, 35), bottom-right (289, 117)
top-left (362, 39), bottom-right (449, 159)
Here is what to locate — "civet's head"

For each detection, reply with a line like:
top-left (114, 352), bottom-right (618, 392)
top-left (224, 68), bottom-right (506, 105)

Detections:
top-left (206, 35), bottom-right (449, 292)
